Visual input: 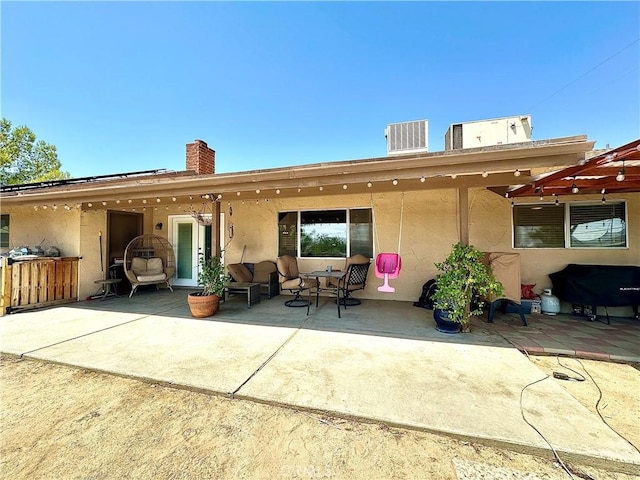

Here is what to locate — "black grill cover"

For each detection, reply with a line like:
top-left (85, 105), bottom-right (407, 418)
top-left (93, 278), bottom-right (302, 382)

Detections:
top-left (549, 264), bottom-right (640, 307)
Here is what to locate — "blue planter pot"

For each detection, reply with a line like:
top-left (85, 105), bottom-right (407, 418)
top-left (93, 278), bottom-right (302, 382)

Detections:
top-left (433, 309), bottom-right (461, 334)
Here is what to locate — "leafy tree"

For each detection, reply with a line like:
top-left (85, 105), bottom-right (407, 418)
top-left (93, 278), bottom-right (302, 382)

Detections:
top-left (301, 230), bottom-right (347, 257)
top-left (0, 118), bottom-right (70, 186)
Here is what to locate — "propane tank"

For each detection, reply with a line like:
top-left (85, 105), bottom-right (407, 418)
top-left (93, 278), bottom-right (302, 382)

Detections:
top-left (540, 288), bottom-right (561, 315)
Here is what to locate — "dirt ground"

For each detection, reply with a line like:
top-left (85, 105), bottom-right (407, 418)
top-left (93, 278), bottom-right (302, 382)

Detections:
top-left (1, 353), bottom-right (638, 480)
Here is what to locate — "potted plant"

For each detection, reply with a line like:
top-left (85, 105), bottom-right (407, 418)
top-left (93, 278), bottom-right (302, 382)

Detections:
top-left (187, 252), bottom-right (226, 318)
top-left (431, 243), bottom-right (503, 333)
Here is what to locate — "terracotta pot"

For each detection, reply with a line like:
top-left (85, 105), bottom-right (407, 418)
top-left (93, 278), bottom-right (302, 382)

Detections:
top-left (187, 292), bottom-right (220, 318)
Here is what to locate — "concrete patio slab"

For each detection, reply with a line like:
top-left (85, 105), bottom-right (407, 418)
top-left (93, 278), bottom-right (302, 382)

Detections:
top-left (0, 306), bottom-right (144, 356)
top-left (2, 291), bottom-right (639, 472)
top-left (237, 325), bottom-right (640, 467)
top-left (24, 315), bottom-right (303, 394)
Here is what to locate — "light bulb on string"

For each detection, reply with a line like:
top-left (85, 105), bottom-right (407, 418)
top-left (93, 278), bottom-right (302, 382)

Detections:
top-left (571, 179), bottom-right (579, 194)
top-left (616, 161), bottom-right (626, 182)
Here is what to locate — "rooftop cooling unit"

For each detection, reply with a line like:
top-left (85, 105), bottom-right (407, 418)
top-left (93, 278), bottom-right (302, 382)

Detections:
top-left (385, 120), bottom-right (428, 156)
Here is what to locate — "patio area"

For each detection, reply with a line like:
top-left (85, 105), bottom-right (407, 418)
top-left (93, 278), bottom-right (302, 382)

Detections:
top-left (64, 288), bottom-right (640, 364)
top-left (2, 287), bottom-right (639, 472)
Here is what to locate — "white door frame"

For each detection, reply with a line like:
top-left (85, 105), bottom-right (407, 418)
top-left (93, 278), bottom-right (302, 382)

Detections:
top-left (169, 215), bottom-right (209, 287)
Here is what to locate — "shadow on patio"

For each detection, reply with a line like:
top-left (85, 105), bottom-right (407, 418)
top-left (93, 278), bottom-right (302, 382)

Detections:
top-left (70, 288), bottom-right (640, 363)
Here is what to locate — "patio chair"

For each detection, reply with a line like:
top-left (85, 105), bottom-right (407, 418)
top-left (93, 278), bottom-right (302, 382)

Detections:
top-left (123, 234), bottom-right (175, 297)
top-left (276, 255), bottom-right (318, 307)
top-left (326, 254), bottom-right (371, 306)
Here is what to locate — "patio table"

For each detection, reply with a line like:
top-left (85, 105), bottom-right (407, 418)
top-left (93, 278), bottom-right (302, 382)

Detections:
top-left (223, 282), bottom-right (261, 308)
top-left (303, 270), bottom-right (347, 318)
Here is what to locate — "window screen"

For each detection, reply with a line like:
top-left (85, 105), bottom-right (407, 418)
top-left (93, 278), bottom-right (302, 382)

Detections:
top-left (0, 214), bottom-right (8, 248)
top-left (570, 202), bottom-right (626, 248)
top-left (513, 204), bottom-right (565, 248)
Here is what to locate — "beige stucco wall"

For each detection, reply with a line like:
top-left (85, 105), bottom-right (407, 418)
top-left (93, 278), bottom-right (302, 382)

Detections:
top-left (78, 209), bottom-right (107, 299)
top-left (4, 188), bottom-right (639, 316)
top-left (199, 190), bottom-right (460, 303)
top-left (469, 188), bottom-right (639, 315)
top-left (1, 206), bottom-right (81, 257)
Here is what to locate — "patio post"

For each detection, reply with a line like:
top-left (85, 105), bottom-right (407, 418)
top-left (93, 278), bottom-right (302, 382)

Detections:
top-left (457, 187), bottom-right (469, 246)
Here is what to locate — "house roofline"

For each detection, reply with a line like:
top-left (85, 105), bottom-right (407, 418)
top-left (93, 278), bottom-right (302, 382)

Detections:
top-left (1, 135), bottom-right (595, 207)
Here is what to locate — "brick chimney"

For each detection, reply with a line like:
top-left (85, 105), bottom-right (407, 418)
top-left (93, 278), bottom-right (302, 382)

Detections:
top-left (186, 139), bottom-right (215, 175)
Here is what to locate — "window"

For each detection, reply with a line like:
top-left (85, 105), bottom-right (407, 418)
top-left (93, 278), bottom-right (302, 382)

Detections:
top-left (278, 209), bottom-right (373, 258)
top-left (570, 203), bottom-right (626, 248)
top-left (513, 205), bottom-right (565, 248)
top-left (0, 214), bottom-right (8, 248)
top-left (513, 201), bottom-right (627, 249)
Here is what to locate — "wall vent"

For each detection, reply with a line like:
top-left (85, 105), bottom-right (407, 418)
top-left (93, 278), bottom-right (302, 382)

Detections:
top-left (385, 120), bottom-right (428, 156)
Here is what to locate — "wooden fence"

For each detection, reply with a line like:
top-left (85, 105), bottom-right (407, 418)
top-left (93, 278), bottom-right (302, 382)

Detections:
top-left (0, 257), bottom-right (80, 315)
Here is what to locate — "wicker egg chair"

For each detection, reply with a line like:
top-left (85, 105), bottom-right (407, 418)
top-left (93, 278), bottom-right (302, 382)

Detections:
top-left (123, 234), bottom-right (176, 297)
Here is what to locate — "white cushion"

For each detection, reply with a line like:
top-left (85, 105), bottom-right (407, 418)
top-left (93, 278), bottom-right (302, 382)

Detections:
top-left (137, 273), bottom-right (167, 282)
top-left (146, 257), bottom-right (164, 275)
top-left (131, 257), bottom-right (147, 276)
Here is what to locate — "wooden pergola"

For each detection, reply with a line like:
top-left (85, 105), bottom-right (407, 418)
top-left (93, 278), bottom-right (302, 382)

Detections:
top-left (504, 138), bottom-right (640, 198)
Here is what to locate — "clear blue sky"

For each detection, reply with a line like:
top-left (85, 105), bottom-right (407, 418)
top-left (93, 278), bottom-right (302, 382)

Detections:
top-left (2, 1), bottom-right (639, 178)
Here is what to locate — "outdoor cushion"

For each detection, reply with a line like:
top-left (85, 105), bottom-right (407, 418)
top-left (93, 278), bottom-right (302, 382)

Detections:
top-left (131, 257), bottom-right (148, 277)
top-left (252, 261), bottom-right (277, 284)
top-left (136, 272), bottom-right (167, 282)
top-left (282, 277), bottom-right (317, 290)
top-left (228, 263), bottom-right (253, 283)
top-left (146, 257), bottom-right (164, 275)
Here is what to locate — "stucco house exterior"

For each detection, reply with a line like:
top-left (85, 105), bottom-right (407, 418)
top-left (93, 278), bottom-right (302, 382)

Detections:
top-left (1, 132), bottom-right (638, 317)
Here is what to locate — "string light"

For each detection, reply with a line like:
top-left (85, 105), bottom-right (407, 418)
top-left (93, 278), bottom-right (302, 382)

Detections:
top-left (255, 189), bottom-right (260, 194)
top-left (88, 203), bottom-right (93, 207)
top-left (538, 187), bottom-right (544, 201)
top-left (514, 169), bottom-right (521, 177)
top-left (275, 189), bottom-right (281, 194)
top-left (601, 189), bottom-right (606, 203)
top-left (420, 176), bottom-right (426, 183)
top-left (616, 161), bottom-right (626, 182)
top-left (102, 201), bottom-right (107, 206)
top-left (553, 194), bottom-right (559, 206)
top-left (116, 200), bottom-right (120, 204)
top-left (392, 179), bottom-right (398, 186)
top-left (482, 171), bottom-right (488, 178)
top-left (342, 184), bottom-right (348, 190)
top-left (367, 182), bottom-right (372, 188)
top-left (451, 174), bottom-right (457, 179)
top-left (571, 179), bottom-right (579, 194)
top-left (236, 192), bottom-right (241, 196)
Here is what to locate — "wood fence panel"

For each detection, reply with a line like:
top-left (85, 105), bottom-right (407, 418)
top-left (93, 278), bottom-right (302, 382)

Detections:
top-left (1, 257), bottom-right (81, 315)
